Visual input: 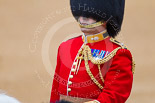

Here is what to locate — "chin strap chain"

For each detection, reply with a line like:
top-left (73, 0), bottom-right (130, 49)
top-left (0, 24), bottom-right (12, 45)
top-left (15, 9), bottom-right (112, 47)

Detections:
top-left (79, 20), bottom-right (105, 29)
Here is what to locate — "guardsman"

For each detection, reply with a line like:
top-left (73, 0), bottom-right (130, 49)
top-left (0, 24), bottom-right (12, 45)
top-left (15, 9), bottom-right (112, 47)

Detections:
top-left (50, 0), bottom-right (135, 103)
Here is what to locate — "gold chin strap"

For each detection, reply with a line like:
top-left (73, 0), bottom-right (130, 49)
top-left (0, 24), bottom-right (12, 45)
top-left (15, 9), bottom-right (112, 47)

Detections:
top-left (79, 20), bottom-right (105, 29)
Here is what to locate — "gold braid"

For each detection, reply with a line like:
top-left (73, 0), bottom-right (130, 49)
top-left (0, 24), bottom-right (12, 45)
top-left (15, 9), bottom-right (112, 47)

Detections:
top-left (98, 64), bottom-right (105, 83)
top-left (81, 44), bottom-right (122, 89)
top-left (83, 45), bottom-right (103, 89)
top-left (84, 45), bottom-right (122, 64)
top-left (78, 37), bottom-right (135, 89)
top-left (132, 58), bottom-right (135, 74)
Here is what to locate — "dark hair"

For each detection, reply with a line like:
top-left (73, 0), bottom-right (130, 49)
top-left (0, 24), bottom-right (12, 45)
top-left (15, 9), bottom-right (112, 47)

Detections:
top-left (70, 0), bottom-right (125, 38)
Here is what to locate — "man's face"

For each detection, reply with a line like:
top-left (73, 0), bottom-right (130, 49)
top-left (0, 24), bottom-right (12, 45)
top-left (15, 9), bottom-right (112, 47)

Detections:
top-left (78, 16), bottom-right (97, 25)
top-left (78, 16), bottom-right (97, 35)
top-left (78, 16), bottom-right (106, 35)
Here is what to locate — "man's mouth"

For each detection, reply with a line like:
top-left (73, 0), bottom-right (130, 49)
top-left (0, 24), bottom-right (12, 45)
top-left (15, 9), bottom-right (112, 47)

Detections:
top-left (80, 23), bottom-right (89, 26)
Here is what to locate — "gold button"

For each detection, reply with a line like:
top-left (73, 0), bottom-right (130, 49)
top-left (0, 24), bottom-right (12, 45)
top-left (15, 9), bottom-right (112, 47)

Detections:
top-left (71, 68), bottom-right (76, 72)
top-left (68, 81), bottom-right (72, 85)
top-left (69, 75), bottom-right (73, 79)
top-left (67, 88), bottom-right (71, 92)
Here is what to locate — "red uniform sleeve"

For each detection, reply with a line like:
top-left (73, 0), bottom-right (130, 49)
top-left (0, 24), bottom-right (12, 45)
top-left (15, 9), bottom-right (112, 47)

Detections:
top-left (97, 49), bottom-right (133, 103)
top-left (50, 46), bottom-right (61, 103)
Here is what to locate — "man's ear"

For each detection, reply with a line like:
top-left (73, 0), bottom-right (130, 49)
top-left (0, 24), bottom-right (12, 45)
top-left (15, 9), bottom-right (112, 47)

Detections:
top-left (102, 22), bottom-right (107, 29)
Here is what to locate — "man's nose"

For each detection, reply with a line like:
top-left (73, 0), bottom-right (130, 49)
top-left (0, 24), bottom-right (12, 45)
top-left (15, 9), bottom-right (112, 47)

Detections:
top-left (80, 17), bottom-right (88, 21)
top-left (79, 16), bottom-right (89, 24)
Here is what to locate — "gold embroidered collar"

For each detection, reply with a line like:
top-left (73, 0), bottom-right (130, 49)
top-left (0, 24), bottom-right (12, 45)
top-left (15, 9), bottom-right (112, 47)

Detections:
top-left (82, 30), bottom-right (109, 43)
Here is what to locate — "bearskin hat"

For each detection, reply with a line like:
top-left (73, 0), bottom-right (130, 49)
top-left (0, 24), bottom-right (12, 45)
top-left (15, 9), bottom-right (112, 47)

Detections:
top-left (70, 0), bottom-right (125, 37)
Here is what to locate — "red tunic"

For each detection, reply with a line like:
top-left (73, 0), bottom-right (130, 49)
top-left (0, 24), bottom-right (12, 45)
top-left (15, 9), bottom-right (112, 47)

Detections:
top-left (50, 35), bottom-right (133, 103)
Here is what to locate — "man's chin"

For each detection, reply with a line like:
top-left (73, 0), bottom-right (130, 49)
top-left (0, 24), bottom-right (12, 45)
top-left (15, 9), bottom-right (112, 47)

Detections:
top-left (81, 28), bottom-right (91, 33)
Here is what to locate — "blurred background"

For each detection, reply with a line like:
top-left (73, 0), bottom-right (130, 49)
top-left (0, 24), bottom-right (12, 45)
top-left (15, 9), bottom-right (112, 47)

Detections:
top-left (0, 0), bottom-right (155, 103)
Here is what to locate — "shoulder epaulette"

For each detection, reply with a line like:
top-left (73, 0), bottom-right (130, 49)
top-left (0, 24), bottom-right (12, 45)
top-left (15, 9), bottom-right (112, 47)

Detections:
top-left (110, 38), bottom-right (127, 49)
top-left (110, 37), bottom-right (135, 74)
